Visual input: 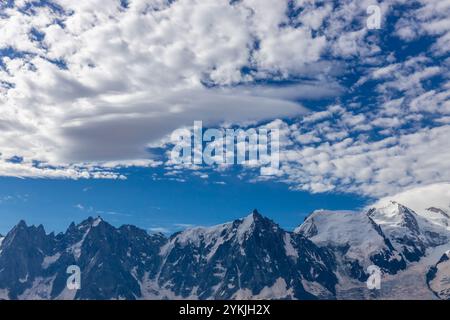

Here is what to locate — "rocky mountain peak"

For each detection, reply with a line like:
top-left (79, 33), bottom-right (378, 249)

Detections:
top-left (1, 203), bottom-right (450, 300)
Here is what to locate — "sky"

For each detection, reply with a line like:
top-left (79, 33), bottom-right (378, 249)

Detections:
top-left (0, 0), bottom-right (449, 235)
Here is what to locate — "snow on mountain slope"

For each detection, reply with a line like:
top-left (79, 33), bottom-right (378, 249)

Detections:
top-left (295, 209), bottom-right (406, 280)
top-left (335, 241), bottom-right (450, 300)
top-left (0, 235), bottom-right (4, 255)
top-left (157, 210), bottom-right (337, 300)
top-left (373, 183), bottom-right (450, 215)
top-left (368, 202), bottom-right (449, 262)
top-left (427, 251), bottom-right (450, 300)
top-left (295, 210), bottom-right (387, 260)
top-left (420, 207), bottom-right (450, 230)
top-left (0, 288), bottom-right (8, 300)
top-left (231, 278), bottom-right (294, 300)
top-left (1, 204), bottom-right (450, 300)
top-left (161, 211), bottom-right (276, 259)
top-left (369, 202), bottom-right (447, 238)
top-left (160, 220), bottom-right (233, 259)
top-left (295, 201), bottom-right (450, 299)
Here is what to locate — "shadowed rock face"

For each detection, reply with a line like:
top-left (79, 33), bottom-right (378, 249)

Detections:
top-left (427, 252), bottom-right (450, 300)
top-left (0, 221), bottom-right (55, 299)
top-left (158, 211), bottom-right (337, 299)
top-left (0, 217), bottom-right (167, 300)
top-left (0, 212), bottom-right (337, 300)
top-left (0, 204), bottom-right (449, 300)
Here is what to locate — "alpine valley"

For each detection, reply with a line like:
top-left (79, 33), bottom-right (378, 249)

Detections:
top-left (1, 202), bottom-right (450, 300)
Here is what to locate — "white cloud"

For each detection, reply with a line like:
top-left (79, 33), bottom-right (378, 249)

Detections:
top-left (394, 0), bottom-right (450, 55)
top-left (0, 0), bottom-right (449, 205)
top-left (249, 120), bottom-right (450, 198)
top-left (373, 183), bottom-right (450, 213)
top-left (1, 0), bottom-right (344, 177)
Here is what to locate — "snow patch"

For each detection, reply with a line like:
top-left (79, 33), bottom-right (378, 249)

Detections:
top-left (42, 253), bottom-right (61, 269)
top-left (19, 276), bottom-right (55, 300)
top-left (0, 289), bottom-right (9, 300)
top-left (283, 234), bottom-right (298, 260)
top-left (139, 272), bottom-right (199, 300)
top-left (173, 223), bottom-right (230, 247)
top-left (237, 214), bottom-right (255, 244)
top-left (68, 227), bottom-right (91, 260)
top-left (0, 236), bottom-right (4, 255)
top-left (232, 278), bottom-right (293, 299)
top-left (92, 217), bottom-right (103, 227)
top-left (19, 274), bottom-right (29, 284)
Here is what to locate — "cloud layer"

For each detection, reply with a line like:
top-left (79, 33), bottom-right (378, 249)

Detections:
top-left (0, 0), bottom-right (449, 200)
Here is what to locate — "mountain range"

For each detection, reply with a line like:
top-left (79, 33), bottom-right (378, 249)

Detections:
top-left (1, 201), bottom-right (450, 300)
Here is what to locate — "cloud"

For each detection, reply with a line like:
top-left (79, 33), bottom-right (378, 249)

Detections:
top-left (246, 117), bottom-right (450, 198)
top-left (0, 0), bottom-right (449, 205)
top-left (373, 183), bottom-right (450, 213)
top-left (0, 0), bottom-right (345, 177)
top-left (395, 0), bottom-right (450, 55)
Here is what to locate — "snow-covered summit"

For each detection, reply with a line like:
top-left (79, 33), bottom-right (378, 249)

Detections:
top-left (1, 204), bottom-right (450, 300)
top-left (295, 209), bottom-right (397, 267)
top-left (368, 201), bottom-right (420, 232)
top-left (369, 201), bottom-right (450, 247)
top-left (167, 210), bottom-right (272, 247)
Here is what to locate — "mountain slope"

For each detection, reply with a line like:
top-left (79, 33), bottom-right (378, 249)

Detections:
top-left (0, 204), bottom-right (450, 300)
top-left (368, 202), bottom-right (449, 262)
top-left (295, 202), bottom-right (450, 299)
top-left (0, 217), bottom-right (166, 300)
top-left (427, 251), bottom-right (450, 299)
top-left (155, 210), bottom-right (337, 299)
top-left (295, 209), bottom-right (406, 279)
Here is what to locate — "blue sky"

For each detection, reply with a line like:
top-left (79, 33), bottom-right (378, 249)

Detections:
top-left (0, 169), bottom-right (366, 234)
top-left (0, 0), bottom-right (449, 234)
top-left (0, 169), bottom-right (369, 234)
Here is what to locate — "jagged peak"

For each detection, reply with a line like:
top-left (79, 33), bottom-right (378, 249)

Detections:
top-left (236, 210), bottom-right (280, 240)
top-left (0, 219), bottom-right (50, 250)
top-left (166, 210), bottom-right (278, 248)
top-left (16, 219), bottom-right (27, 228)
top-left (10, 220), bottom-right (47, 235)
top-left (367, 201), bottom-right (422, 237)
top-left (368, 201), bottom-right (417, 218)
top-left (120, 224), bottom-right (166, 240)
top-left (63, 217), bottom-right (109, 239)
top-left (251, 208), bottom-right (262, 218)
top-left (92, 216), bottom-right (104, 227)
top-left (67, 221), bottom-right (77, 232)
top-left (384, 200), bottom-right (408, 210)
top-left (77, 216), bottom-right (105, 228)
top-left (243, 209), bottom-right (274, 224)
